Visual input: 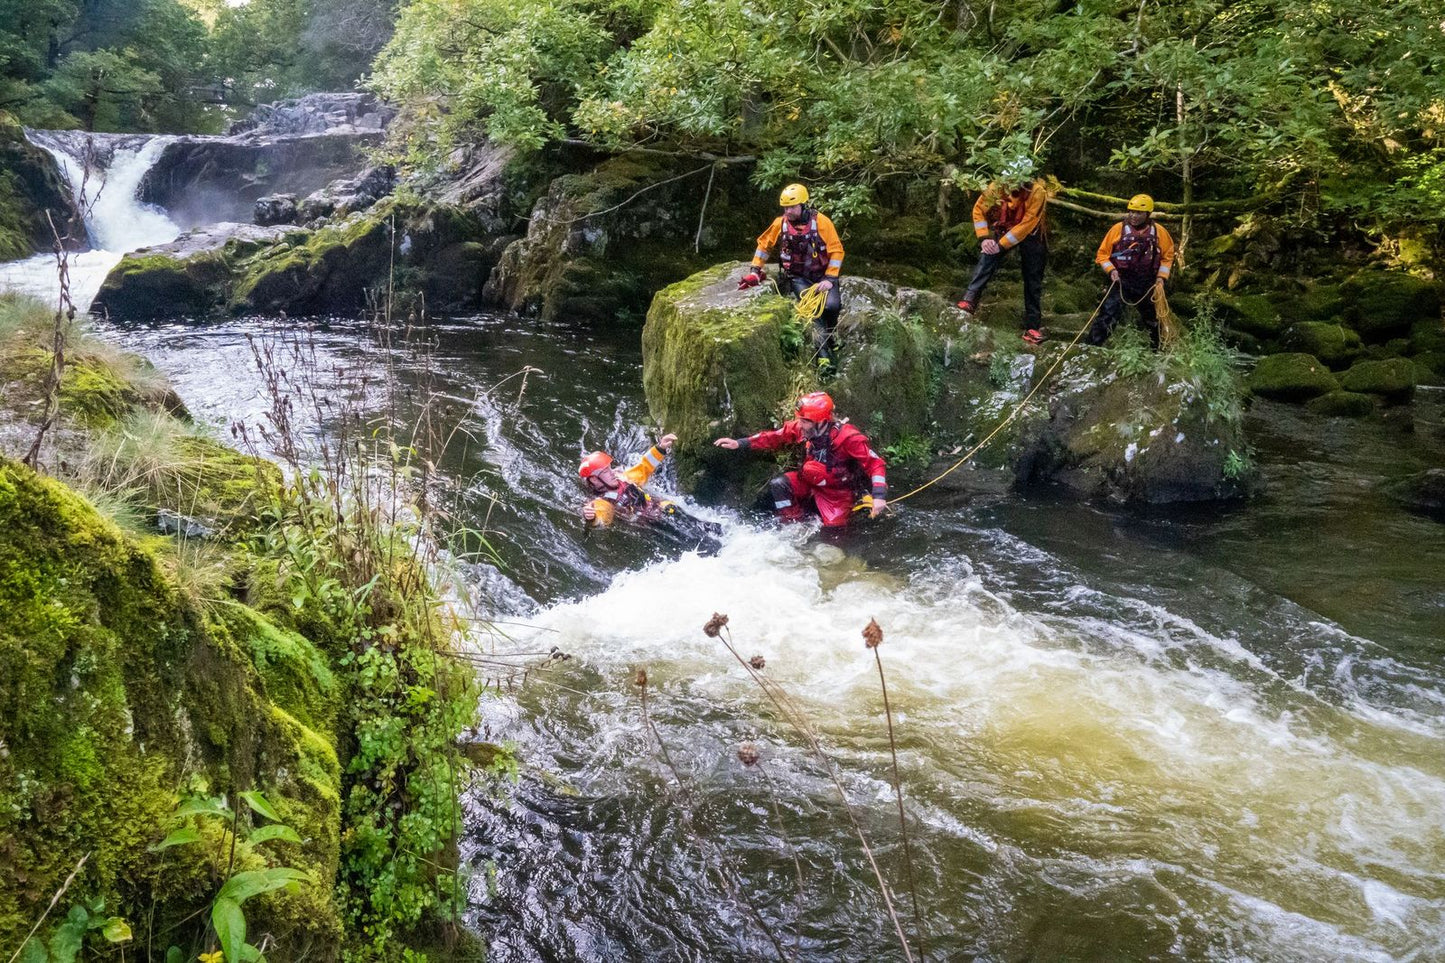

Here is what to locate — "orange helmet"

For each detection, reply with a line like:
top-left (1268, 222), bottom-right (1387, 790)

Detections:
top-left (578, 451), bottom-right (613, 478)
top-left (796, 391), bottom-right (834, 422)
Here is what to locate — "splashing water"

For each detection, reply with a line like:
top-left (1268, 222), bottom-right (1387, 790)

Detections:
top-left (0, 134), bottom-right (179, 311)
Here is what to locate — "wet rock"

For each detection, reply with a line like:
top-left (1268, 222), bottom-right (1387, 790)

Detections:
top-left (92, 223), bottom-right (293, 320)
top-left (1305, 390), bottom-right (1376, 418)
top-left (254, 193), bottom-right (298, 226)
top-left (1380, 468), bottom-right (1445, 521)
top-left (1215, 290), bottom-right (1287, 339)
top-left (296, 165), bottom-right (395, 222)
top-left (0, 120), bottom-right (82, 258)
top-left (1280, 322), bottom-right (1362, 369)
top-left (156, 509), bottom-right (215, 539)
top-left (1410, 351), bottom-right (1445, 385)
top-left (1246, 353), bottom-right (1339, 401)
top-left (226, 92), bottom-right (395, 138)
top-left (1338, 357), bottom-right (1416, 402)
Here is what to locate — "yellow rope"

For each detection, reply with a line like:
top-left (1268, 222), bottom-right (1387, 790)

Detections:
top-left (795, 283), bottom-right (827, 322)
top-left (888, 282), bottom-right (1117, 506)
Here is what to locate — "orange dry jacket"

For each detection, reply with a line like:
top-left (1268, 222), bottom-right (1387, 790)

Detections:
top-left (972, 179), bottom-right (1048, 249)
top-left (751, 212), bottom-right (845, 277)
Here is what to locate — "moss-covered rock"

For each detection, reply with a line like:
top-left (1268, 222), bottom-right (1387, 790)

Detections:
top-left (1338, 357), bottom-right (1416, 402)
top-left (641, 262), bottom-right (794, 488)
top-left (1280, 322), bottom-right (1363, 369)
top-left (485, 155), bottom-right (769, 323)
top-left (0, 118), bottom-right (80, 260)
top-left (1341, 270), bottom-right (1441, 341)
top-left (1246, 353), bottom-right (1339, 401)
top-left (1215, 290), bottom-right (1288, 339)
top-left (1410, 350), bottom-right (1445, 385)
top-left (1306, 390), bottom-right (1376, 418)
top-left (0, 458), bottom-right (343, 954)
top-left (645, 264), bottom-right (1251, 505)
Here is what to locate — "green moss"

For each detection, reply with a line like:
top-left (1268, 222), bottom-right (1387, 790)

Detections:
top-left (1215, 290), bottom-right (1288, 339)
top-left (1306, 390), bottom-right (1377, 418)
top-left (215, 605), bottom-right (338, 735)
top-left (1280, 322), bottom-right (1362, 370)
top-left (641, 262), bottom-right (794, 488)
top-left (1338, 357), bottom-right (1416, 402)
top-left (1246, 352), bottom-right (1339, 401)
top-left (1341, 270), bottom-right (1441, 341)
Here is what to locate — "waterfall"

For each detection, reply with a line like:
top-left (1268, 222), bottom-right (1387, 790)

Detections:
top-left (0, 131), bottom-right (180, 312)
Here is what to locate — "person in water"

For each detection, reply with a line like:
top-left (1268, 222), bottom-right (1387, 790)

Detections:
top-left (580, 433), bottom-right (720, 550)
top-left (712, 391), bottom-right (888, 527)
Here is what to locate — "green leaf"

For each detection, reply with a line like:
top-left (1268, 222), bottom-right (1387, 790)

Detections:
top-left (212, 897), bottom-right (246, 963)
top-left (150, 826), bottom-right (203, 851)
top-left (241, 944), bottom-right (265, 962)
top-left (48, 917), bottom-right (84, 963)
top-left (18, 937), bottom-right (47, 963)
top-left (165, 946), bottom-right (185, 963)
top-left (217, 867), bottom-right (308, 906)
top-left (177, 795), bottom-right (232, 820)
top-left (238, 790), bottom-right (282, 823)
top-left (247, 824), bottom-right (303, 847)
top-left (101, 917), bottom-right (132, 943)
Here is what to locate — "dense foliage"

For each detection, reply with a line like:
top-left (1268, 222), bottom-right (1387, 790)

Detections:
top-left (372, 0), bottom-right (1445, 248)
top-left (0, 0), bottom-right (399, 132)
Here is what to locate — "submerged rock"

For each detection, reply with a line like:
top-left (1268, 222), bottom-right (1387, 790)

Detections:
top-left (1381, 468), bottom-right (1445, 521)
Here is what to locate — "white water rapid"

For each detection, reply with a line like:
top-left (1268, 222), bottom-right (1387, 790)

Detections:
top-left (0, 133), bottom-right (180, 311)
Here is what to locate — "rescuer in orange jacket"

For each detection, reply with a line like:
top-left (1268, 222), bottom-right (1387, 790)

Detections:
top-left (956, 160), bottom-right (1050, 345)
top-left (579, 432), bottom-right (723, 551)
top-left (738, 183), bottom-right (846, 369)
top-left (712, 391), bottom-right (887, 528)
top-left (1088, 193), bottom-right (1177, 350)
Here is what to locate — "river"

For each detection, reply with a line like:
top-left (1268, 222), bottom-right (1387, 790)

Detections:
top-left (3, 134), bottom-right (1443, 962)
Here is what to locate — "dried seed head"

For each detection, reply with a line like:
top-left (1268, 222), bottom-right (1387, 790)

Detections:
top-left (703, 612), bottom-right (730, 638)
top-left (748, 654), bottom-right (766, 671)
top-left (863, 618), bottom-right (883, 649)
top-left (736, 742), bottom-right (760, 766)
top-left (633, 668), bottom-right (648, 688)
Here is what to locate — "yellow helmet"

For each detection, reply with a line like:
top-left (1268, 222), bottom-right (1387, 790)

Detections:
top-left (778, 183), bottom-right (809, 206)
top-left (1127, 193), bottom-right (1155, 213)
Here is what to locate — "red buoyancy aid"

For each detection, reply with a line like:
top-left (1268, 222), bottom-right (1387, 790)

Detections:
top-left (779, 213), bottom-right (830, 281)
top-left (1109, 223), bottom-right (1162, 278)
top-left (988, 186), bottom-right (1032, 234)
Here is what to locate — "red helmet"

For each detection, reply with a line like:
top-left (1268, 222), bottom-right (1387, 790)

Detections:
top-left (579, 451), bottom-right (613, 478)
top-left (796, 391), bottom-right (834, 422)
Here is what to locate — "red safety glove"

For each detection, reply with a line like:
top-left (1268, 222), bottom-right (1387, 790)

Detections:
top-left (738, 270), bottom-right (763, 290)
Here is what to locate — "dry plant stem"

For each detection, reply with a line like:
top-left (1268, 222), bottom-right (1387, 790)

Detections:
top-left (8, 853), bottom-right (90, 963)
top-left (24, 212), bottom-right (75, 468)
top-left (874, 647), bottom-right (927, 960)
top-left (714, 628), bottom-right (916, 963)
top-left (636, 676), bottom-right (793, 961)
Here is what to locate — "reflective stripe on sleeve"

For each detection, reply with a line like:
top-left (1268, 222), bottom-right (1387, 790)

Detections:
top-left (1157, 264), bottom-right (1172, 277)
top-left (1100, 260), bottom-right (1115, 273)
top-left (973, 220), bottom-right (989, 230)
top-left (828, 259), bottom-right (843, 268)
top-left (754, 248), bottom-right (769, 261)
top-left (871, 475), bottom-right (886, 486)
top-left (774, 499), bottom-right (792, 509)
top-left (1003, 231), bottom-right (1018, 246)
top-left (643, 449), bottom-right (662, 467)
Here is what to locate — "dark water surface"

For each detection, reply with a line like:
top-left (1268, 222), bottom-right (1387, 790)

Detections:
top-left (117, 314), bottom-right (1445, 962)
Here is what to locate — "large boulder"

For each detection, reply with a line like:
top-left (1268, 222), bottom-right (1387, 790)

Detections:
top-left (92, 223), bottom-right (294, 320)
top-left (1306, 390), bottom-right (1376, 418)
top-left (1337, 357), bottom-right (1416, 402)
top-left (296, 165), bottom-right (395, 223)
top-left (254, 193), bottom-right (298, 226)
top-left (1246, 353), bottom-right (1339, 401)
top-left (644, 265), bottom-right (1254, 506)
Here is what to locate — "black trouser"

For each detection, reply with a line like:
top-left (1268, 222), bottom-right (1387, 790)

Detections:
top-left (1088, 273), bottom-right (1160, 350)
top-left (962, 232), bottom-right (1047, 329)
top-left (785, 275), bottom-right (843, 363)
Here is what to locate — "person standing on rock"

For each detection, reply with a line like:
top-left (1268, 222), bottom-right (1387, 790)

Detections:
top-left (956, 159), bottom-right (1050, 346)
top-left (738, 184), bottom-right (846, 371)
top-left (1088, 193), bottom-right (1176, 350)
top-left (713, 391), bottom-right (887, 527)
